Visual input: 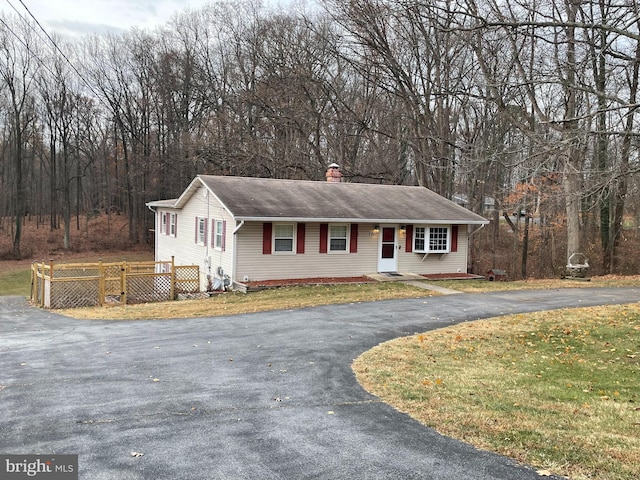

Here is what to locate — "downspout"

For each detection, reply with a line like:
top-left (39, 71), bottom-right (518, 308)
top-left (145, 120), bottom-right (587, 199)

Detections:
top-left (467, 223), bottom-right (486, 274)
top-left (232, 220), bottom-right (245, 286)
top-left (146, 205), bottom-right (158, 261)
top-left (467, 223), bottom-right (486, 237)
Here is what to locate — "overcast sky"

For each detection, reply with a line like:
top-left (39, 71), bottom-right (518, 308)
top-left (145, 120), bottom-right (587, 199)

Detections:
top-left (3, 0), bottom-right (302, 37)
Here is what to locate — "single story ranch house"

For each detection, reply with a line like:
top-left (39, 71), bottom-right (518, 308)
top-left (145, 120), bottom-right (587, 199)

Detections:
top-left (146, 165), bottom-right (489, 290)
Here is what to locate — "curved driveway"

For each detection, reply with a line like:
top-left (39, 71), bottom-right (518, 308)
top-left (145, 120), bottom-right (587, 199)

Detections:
top-left (1, 287), bottom-right (638, 479)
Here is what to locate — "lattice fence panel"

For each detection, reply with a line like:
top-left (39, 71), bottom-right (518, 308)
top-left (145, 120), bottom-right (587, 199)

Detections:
top-left (32, 261), bottom-right (200, 309)
top-left (50, 279), bottom-right (100, 309)
top-left (127, 274), bottom-right (172, 304)
top-left (103, 264), bottom-right (124, 298)
top-left (51, 267), bottom-right (100, 278)
top-left (175, 266), bottom-right (200, 293)
top-left (126, 263), bottom-right (158, 274)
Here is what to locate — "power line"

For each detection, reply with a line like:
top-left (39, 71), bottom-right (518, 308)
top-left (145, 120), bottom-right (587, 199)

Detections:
top-left (4, 0), bottom-right (109, 107)
top-left (0, 11), bottom-right (57, 78)
top-left (17, 0), bottom-right (105, 100)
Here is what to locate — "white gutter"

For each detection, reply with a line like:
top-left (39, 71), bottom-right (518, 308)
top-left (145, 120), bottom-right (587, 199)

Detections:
top-left (234, 217), bottom-right (489, 225)
top-left (468, 223), bottom-right (487, 236)
top-left (233, 220), bottom-right (245, 234)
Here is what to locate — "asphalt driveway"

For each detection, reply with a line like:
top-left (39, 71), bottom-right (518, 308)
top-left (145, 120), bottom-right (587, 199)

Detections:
top-left (1, 287), bottom-right (638, 479)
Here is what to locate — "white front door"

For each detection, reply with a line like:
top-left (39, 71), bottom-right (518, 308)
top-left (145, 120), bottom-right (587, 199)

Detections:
top-left (378, 225), bottom-right (398, 272)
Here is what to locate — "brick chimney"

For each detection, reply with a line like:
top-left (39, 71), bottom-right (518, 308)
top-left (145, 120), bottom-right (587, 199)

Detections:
top-left (326, 163), bottom-right (343, 183)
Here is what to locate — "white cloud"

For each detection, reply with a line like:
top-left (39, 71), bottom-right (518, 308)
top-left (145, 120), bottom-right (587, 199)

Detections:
top-left (11, 0), bottom-right (212, 36)
top-left (3, 0), bottom-right (311, 38)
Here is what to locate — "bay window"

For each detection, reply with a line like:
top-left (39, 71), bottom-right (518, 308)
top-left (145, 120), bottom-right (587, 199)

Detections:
top-left (413, 226), bottom-right (450, 253)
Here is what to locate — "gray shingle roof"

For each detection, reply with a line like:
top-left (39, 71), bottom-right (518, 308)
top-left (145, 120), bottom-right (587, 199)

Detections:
top-left (185, 176), bottom-right (488, 224)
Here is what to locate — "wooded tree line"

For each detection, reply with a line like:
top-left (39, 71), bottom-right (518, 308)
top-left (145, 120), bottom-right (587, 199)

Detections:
top-left (1, 0), bottom-right (639, 276)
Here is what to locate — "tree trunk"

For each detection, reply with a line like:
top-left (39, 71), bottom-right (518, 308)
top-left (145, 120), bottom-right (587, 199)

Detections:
top-left (12, 118), bottom-right (24, 259)
top-left (564, 159), bottom-right (582, 262)
top-left (521, 215), bottom-right (530, 278)
top-left (594, 15), bottom-right (611, 271)
top-left (49, 141), bottom-right (59, 231)
top-left (611, 21), bottom-right (640, 272)
top-left (563, 0), bottom-right (582, 264)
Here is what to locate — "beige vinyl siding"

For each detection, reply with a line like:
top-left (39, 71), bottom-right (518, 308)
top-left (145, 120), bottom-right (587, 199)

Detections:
top-left (235, 222), bottom-right (470, 282)
top-left (398, 225), bottom-right (469, 274)
top-left (155, 209), bottom-right (181, 262)
top-left (155, 195), bottom-right (472, 285)
top-left (235, 222), bottom-right (379, 282)
top-left (155, 186), bottom-right (234, 291)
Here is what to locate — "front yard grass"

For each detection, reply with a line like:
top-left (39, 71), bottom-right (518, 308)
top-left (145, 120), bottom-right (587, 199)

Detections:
top-left (353, 303), bottom-right (640, 480)
top-left (0, 269), bottom-right (32, 296)
top-left (58, 282), bottom-right (433, 320)
top-left (437, 276), bottom-right (640, 292)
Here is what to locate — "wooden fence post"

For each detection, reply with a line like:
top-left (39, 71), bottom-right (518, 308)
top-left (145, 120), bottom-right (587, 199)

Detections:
top-left (98, 260), bottom-right (105, 307)
top-left (30, 263), bottom-right (35, 303)
top-left (120, 261), bottom-right (127, 305)
top-left (40, 263), bottom-right (45, 307)
top-left (170, 256), bottom-right (176, 300)
top-left (47, 259), bottom-right (54, 308)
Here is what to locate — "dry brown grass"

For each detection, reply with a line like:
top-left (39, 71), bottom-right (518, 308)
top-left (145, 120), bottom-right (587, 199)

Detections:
top-left (438, 276), bottom-right (640, 292)
top-left (58, 282), bottom-right (436, 320)
top-left (353, 304), bottom-right (640, 480)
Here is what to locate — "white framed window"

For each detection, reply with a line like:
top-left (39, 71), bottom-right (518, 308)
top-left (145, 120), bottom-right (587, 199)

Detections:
top-left (161, 213), bottom-right (168, 235)
top-left (414, 226), bottom-right (450, 253)
top-left (214, 219), bottom-right (224, 249)
top-left (274, 223), bottom-right (295, 253)
top-left (197, 217), bottom-right (207, 245)
top-left (170, 214), bottom-right (177, 237)
top-left (429, 227), bottom-right (449, 252)
top-left (414, 226), bottom-right (425, 251)
top-left (329, 224), bottom-right (348, 252)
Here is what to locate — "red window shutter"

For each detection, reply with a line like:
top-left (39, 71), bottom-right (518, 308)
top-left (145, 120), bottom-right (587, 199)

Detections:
top-left (350, 224), bottom-right (358, 253)
top-left (164, 213), bottom-right (168, 235)
top-left (222, 220), bottom-right (226, 251)
top-left (319, 223), bottom-right (328, 253)
top-left (204, 218), bottom-right (208, 246)
top-left (451, 225), bottom-right (458, 252)
top-left (405, 224), bottom-right (413, 253)
top-left (174, 214), bottom-right (177, 236)
top-left (263, 222), bottom-right (272, 255)
top-left (194, 217), bottom-right (198, 243)
top-left (296, 223), bottom-right (305, 254)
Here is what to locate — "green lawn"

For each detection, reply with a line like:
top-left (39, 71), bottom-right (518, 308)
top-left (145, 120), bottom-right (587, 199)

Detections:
top-left (0, 269), bottom-right (32, 296)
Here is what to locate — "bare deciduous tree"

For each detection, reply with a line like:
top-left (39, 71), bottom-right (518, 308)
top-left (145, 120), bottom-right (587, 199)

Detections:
top-left (0, 15), bottom-right (39, 258)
